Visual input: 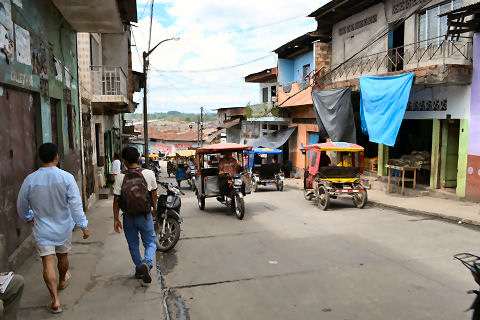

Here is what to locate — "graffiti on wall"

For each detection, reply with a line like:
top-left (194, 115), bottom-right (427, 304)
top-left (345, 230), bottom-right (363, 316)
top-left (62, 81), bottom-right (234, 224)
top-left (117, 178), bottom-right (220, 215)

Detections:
top-left (152, 144), bottom-right (173, 155)
top-left (174, 143), bottom-right (193, 150)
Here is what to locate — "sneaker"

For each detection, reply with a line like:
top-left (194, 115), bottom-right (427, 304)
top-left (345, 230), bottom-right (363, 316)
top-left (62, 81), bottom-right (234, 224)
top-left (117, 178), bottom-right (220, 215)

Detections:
top-left (139, 262), bottom-right (152, 284)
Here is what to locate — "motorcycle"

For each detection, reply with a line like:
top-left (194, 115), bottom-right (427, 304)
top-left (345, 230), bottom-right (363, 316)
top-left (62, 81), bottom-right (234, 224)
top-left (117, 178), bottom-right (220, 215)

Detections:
top-left (216, 173), bottom-right (245, 220)
top-left (155, 182), bottom-right (184, 252)
top-left (186, 165), bottom-right (197, 191)
top-left (454, 253), bottom-right (480, 319)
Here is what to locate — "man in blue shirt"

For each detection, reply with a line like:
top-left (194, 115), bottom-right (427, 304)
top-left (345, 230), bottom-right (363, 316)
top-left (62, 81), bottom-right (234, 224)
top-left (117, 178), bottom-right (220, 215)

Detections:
top-left (17, 143), bottom-right (89, 314)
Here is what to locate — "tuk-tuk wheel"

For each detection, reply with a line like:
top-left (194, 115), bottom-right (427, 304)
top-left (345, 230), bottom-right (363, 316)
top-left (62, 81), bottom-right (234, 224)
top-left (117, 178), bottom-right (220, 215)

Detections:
top-left (353, 188), bottom-right (368, 208)
top-left (317, 185), bottom-right (330, 211)
top-left (304, 190), bottom-right (313, 201)
top-left (198, 196), bottom-right (205, 210)
top-left (252, 179), bottom-right (258, 192)
top-left (276, 180), bottom-right (284, 191)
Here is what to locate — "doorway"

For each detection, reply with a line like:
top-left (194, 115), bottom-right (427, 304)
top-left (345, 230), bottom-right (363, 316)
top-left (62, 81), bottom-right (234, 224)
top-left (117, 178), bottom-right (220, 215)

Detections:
top-left (441, 119), bottom-right (460, 188)
top-left (50, 98), bottom-right (59, 146)
top-left (388, 21), bottom-right (405, 72)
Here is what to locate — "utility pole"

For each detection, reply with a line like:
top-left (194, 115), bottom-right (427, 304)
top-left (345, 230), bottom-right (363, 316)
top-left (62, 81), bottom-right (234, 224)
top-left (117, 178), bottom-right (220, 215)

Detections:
top-left (200, 107), bottom-right (204, 146)
top-left (197, 114), bottom-right (200, 147)
top-left (141, 37), bottom-right (179, 167)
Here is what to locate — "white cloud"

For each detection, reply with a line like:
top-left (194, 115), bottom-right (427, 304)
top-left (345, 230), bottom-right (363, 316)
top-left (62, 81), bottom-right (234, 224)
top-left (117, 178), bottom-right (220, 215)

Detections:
top-left (132, 0), bottom-right (329, 113)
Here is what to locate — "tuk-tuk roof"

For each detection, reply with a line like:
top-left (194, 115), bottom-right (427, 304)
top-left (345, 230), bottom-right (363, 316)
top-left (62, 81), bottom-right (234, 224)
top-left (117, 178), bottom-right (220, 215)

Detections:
top-left (176, 150), bottom-right (196, 157)
top-left (148, 154), bottom-right (158, 158)
top-left (166, 154), bottom-right (176, 158)
top-left (196, 143), bottom-right (252, 154)
top-left (301, 142), bottom-right (364, 152)
top-left (246, 148), bottom-right (282, 154)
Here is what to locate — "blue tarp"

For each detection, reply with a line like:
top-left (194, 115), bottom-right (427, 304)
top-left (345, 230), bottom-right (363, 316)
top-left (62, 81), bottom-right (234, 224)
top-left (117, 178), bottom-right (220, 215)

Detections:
top-left (359, 72), bottom-right (414, 147)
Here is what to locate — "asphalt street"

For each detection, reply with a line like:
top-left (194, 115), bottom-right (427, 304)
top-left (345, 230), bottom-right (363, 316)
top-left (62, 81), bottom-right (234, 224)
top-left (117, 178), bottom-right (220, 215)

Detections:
top-left (158, 171), bottom-right (480, 320)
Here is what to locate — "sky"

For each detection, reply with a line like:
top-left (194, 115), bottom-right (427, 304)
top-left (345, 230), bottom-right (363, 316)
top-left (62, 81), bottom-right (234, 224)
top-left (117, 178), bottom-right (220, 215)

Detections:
top-left (131, 0), bottom-right (329, 114)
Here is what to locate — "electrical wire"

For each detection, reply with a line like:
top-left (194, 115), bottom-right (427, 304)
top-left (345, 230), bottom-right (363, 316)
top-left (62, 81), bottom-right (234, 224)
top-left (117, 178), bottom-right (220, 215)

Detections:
top-left (138, 0), bottom-right (151, 21)
top-left (147, 0), bottom-right (155, 52)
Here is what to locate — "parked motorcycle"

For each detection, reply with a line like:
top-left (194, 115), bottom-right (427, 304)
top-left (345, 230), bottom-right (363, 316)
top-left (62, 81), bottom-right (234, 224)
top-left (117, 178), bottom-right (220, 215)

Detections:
top-left (216, 173), bottom-right (245, 220)
top-left (156, 182), bottom-right (184, 252)
top-left (186, 165), bottom-right (197, 191)
top-left (454, 253), bottom-right (480, 319)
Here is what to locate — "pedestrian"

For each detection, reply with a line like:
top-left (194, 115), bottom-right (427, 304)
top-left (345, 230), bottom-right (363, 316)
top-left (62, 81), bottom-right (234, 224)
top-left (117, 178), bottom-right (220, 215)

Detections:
top-left (0, 274), bottom-right (24, 320)
top-left (112, 147), bottom-right (158, 285)
top-left (111, 153), bottom-right (121, 178)
top-left (16, 143), bottom-right (90, 314)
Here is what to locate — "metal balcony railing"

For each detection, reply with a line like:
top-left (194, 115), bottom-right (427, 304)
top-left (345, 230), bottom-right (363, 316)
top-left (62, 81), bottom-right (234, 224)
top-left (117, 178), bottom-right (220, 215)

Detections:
top-left (324, 36), bottom-right (472, 82)
top-left (91, 66), bottom-right (127, 97)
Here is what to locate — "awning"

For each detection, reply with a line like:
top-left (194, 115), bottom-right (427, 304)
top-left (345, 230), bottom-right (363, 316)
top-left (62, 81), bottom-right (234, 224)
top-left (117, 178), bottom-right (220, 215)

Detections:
top-left (247, 127), bottom-right (297, 149)
top-left (312, 87), bottom-right (356, 143)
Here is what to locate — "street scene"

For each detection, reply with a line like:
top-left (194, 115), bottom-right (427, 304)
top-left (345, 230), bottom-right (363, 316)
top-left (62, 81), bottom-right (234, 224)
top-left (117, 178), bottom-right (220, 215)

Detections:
top-left (2, 0), bottom-right (480, 319)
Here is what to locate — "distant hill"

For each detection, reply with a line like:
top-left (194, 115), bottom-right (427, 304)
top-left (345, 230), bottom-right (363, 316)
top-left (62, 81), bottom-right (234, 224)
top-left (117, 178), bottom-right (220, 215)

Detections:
top-left (125, 111), bottom-right (218, 123)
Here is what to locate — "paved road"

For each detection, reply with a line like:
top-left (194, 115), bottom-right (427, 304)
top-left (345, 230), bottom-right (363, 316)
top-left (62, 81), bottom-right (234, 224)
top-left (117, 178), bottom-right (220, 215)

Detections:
top-left (158, 171), bottom-right (480, 320)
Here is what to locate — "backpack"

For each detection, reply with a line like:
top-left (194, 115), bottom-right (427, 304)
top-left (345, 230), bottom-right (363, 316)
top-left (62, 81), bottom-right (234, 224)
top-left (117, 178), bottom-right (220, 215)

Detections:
top-left (119, 169), bottom-right (151, 216)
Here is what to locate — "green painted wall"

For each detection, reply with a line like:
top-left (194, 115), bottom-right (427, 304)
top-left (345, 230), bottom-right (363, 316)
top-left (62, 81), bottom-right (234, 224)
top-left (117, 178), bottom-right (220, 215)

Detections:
top-left (0, 0), bottom-right (80, 153)
top-left (457, 119), bottom-right (469, 197)
top-left (430, 119), bottom-right (441, 189)
top-left (439, 121), bottom-right (448, 187)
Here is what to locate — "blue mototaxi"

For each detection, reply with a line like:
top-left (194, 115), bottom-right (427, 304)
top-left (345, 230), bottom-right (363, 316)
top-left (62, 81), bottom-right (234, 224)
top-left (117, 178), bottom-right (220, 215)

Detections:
top-left (246, 148), bottom-right (284, 192)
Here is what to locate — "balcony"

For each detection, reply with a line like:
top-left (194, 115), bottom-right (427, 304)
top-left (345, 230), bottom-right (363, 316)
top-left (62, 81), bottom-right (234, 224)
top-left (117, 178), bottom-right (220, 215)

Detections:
top-left (320, 37), bottom-right (473, 88)
top-left (91, 66), bottom-right (132, 112)
top-left (278, 79), bottom-right (314, 108)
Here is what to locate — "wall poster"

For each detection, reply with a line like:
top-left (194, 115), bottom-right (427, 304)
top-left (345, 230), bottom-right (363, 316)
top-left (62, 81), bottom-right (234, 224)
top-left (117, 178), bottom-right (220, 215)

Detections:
top-left (14, 24), bottom-right (30, 65)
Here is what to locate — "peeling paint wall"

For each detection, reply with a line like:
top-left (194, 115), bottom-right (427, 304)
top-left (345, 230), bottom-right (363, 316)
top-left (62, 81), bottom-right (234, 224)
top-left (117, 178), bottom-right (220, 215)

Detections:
top-left (0, 0), bottom-right (81, 262)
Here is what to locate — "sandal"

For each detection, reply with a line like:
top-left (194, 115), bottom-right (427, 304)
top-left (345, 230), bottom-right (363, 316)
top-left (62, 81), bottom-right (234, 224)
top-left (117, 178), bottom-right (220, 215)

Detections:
top-left (47, 303), bottom-right (63, 314)
top-left (58, 271), bottom-right (71, 290)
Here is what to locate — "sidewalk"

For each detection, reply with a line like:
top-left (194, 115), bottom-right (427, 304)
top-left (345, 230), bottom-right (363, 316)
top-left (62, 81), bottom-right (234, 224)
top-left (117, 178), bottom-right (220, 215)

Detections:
top-left (285, 178), bottom-right (480, 226)
top-left (15, 199), bottom-right (165, 320)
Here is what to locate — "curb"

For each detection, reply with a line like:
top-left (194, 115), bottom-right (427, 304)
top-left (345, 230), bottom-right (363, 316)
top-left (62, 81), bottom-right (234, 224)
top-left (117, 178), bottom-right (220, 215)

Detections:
top-left (284, 181), bottom-right (480, 227)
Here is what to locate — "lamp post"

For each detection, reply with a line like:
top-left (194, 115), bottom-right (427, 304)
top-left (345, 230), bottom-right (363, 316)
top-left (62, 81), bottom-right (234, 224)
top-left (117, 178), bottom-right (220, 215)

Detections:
top-left (143, 37), bottom-right (180, 166)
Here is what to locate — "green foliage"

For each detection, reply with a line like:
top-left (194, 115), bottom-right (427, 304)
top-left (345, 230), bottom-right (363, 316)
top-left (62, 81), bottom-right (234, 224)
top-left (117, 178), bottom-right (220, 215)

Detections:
top-left (244, 104), bottom-right (253, 119)
top-left (124, 112), bottom-right (217, 122)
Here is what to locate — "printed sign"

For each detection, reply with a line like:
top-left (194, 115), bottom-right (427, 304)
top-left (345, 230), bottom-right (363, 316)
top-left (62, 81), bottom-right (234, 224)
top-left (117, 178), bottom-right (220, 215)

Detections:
top-left (174, 143), bottom-right (193, 150)
top-left (14, 24), bottom-right (30, 65)
top-left (154, 144), bottom-right (173, 155)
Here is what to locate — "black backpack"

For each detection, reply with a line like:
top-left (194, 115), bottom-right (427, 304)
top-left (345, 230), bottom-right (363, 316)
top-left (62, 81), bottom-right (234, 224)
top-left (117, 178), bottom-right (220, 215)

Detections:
top-left (119, 169), bottom-right (151, 216)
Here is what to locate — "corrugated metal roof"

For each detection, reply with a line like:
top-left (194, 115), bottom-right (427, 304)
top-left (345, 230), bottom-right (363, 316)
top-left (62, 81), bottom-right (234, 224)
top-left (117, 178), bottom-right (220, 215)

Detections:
top-left (439, 1), bottom-right (480, 16)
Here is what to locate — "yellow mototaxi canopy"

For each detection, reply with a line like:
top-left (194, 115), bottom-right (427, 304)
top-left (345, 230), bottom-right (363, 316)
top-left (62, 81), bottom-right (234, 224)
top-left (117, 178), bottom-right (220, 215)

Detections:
top-left (166, 154), bottom-right (176, 158)
top-left (149, 154), bottom-right (159, 158)
top-left (176, 150), bottom-right (196, 157)
top-left (301, 142), bottom-right (364, 152)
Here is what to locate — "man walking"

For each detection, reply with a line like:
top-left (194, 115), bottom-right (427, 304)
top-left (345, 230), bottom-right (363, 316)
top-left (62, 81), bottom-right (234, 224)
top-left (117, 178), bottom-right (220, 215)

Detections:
top-left (17, 143), bottom-right (89, 314)
top-left (111, 153), bottom-right (121, 178)
top-left (112, 147), bottom-right (157, 285)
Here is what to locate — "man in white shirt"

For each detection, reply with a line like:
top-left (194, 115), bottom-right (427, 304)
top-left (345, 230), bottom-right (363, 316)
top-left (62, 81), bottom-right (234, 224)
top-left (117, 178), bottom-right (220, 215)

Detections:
top-left (111, 153), bottom-right (121, 177)
top-left (112, 147), bottom-right (157, 285)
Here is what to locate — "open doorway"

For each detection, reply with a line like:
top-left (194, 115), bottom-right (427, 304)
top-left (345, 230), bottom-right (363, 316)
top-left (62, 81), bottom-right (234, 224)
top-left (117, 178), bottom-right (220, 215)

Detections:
top-left (389, 21), bottom-right (405, 72)
top-left (441, 119), bottom-right (460, 189)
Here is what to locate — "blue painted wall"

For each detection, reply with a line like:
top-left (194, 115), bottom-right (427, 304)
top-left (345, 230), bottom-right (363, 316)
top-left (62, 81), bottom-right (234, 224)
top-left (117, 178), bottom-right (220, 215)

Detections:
top-left (278, 50), bottom-right (314, 86)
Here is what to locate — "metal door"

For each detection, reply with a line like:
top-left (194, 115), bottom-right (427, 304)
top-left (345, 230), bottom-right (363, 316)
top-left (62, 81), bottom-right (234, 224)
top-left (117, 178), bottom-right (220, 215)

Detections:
top-left (0, 87), bottom-right (36, 256)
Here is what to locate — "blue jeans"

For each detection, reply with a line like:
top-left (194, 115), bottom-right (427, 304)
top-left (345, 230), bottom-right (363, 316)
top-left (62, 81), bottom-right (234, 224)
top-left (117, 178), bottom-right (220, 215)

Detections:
top-left (122, 214), bottom-right (156, 270)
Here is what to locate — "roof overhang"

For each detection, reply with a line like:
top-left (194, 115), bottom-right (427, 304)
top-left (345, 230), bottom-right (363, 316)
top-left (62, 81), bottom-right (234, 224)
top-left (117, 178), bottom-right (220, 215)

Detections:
top-left (50, 0), bottom-right (137, 33)
top-left (245, 68), bottom-right (277, 83)
top-left (274, 32), bottom-right (325, 59)
top-left (440, 1), bottom-right (480, 38)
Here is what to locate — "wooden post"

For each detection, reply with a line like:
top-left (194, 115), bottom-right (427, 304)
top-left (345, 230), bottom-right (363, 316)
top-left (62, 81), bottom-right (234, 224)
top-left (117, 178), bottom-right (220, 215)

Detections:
top-left (378, 144), bottom-right (389, 176)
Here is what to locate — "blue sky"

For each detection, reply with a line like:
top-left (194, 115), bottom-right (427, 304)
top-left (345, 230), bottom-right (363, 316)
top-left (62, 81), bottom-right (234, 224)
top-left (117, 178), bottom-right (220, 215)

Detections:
top-left (132, 0), bottom-right (328, 114)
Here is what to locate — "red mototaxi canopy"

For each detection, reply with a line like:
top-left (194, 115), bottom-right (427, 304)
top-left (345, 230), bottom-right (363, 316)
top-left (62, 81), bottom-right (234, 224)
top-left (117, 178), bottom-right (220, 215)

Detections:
top-left (196, 143), bottom-right (252, 154)
top-left (300, 142), bottom-right (364, 152)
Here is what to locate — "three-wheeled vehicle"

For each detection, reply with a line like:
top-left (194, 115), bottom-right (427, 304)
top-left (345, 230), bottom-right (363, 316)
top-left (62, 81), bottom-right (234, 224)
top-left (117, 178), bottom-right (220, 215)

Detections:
top-left (246, 148), bottom-right (284, 192)
top-left (195, 143), bottom-right (252, 220)
top-left (302, 142), bottom-right (367, 210)
top-left (176, 150), bottom-right (197, 190)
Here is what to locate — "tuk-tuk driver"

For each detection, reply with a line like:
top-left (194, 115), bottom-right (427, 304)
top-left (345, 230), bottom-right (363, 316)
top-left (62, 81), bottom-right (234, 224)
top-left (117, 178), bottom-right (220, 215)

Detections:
top-left (218, 152), bottom-right (239, 201)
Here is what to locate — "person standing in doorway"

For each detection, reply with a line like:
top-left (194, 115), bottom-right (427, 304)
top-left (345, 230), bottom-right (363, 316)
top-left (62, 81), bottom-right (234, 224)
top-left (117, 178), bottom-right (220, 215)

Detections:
top-left (112, 147), bottom-right (158, 285)
top-left (17, 143), bottom-right (90, 314)
top-left (111, 153), bottom-right (121, 179)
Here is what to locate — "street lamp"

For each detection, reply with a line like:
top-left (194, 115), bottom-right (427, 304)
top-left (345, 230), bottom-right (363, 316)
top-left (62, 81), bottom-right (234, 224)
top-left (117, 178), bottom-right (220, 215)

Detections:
top-left (143, 37), bottom-right (180, 166)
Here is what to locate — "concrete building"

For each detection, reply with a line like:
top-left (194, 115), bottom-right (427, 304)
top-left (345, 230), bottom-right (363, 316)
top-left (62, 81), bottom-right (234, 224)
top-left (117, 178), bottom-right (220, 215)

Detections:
top-left (276, 0), bottom-right (475, 197)
top-left (0, 0), bottom-right (136, 269)
top-left (77, 25), bottom-right (140, 208)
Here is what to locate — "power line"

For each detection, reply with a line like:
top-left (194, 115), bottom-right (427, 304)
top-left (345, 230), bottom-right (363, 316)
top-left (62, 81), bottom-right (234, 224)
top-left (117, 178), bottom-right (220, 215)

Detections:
top-left (138, 0), bottom-right (151, 21)
top-left (224, 14), bottom-right (306, 34)
top-left (147, 0), bottom-right (155, 51)
top-left (150, 54), bottom-right (275, 73)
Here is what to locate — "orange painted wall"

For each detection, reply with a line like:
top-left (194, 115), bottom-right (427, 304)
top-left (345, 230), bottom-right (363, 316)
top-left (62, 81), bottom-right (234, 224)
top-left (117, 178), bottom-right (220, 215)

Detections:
top-left (288, 105), bottom-right (318, 171)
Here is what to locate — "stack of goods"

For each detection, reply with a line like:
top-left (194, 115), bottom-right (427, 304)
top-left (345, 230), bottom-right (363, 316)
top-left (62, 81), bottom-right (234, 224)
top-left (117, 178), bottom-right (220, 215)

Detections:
top-left (388, 151), bottom-right (431, 169)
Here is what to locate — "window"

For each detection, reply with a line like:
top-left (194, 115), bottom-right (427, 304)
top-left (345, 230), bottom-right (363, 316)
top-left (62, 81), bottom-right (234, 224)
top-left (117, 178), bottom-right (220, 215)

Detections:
top-left (90, 36), bottom-right (100, 66)
top-left (418, 0), bottom-right (462, 46)
top-left (302, 64), bottom-right (310, 79)
top-left (271, 86), bottom-right (277, 97)
top-left (262, 87), bottom-right (268, 103)
top-left (310, 151), bottom-right (318, 168)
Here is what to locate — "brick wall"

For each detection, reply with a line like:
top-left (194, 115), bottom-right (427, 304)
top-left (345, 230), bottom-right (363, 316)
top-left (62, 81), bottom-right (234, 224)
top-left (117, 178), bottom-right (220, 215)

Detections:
top-left (314, 42), bottom-right (332, 72)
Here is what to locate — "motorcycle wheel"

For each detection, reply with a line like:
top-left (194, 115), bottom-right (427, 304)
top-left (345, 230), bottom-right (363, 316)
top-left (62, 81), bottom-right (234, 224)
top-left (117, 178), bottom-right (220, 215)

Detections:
top-left (231, 194), bottom-right (245, 220)
top-left (252, 179), bottom-right (258, 192)
top-left (191, 180), bottom-right (196, 191)
top-left (156, 216), bottom-right (181, 252)
top-left (198, 196), bottom-right (205, 210)
top-left (276, 180), bottom-right (284, 191)
top-left (317, 185), bottom-right (330, 211)
top-left (353, 188), bottom-right (368, 208)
